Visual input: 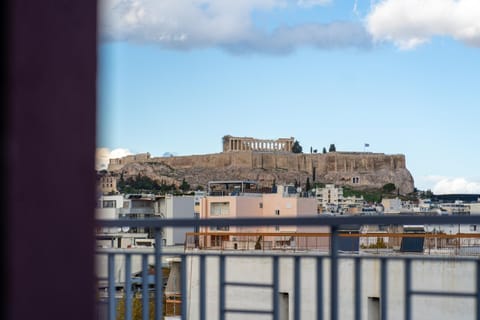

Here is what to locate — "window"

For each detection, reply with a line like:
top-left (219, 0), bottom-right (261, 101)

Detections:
top-left (352, 177), bottom-right (360, 184)
top-left (102, 200), bottom-right (116, 208)
top-left (259, 202), bottom-right (263, 208)
top-left (275, 209), bottom-right (280, 216)
top-left (210, 202), bottom-right (230, 216)
top-left (275, 225), bottom-right (280, 231)
top-left (470, 225), bottom-right (477, 231)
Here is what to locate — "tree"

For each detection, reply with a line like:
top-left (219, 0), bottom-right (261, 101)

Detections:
top-left (180, 178), bottom-right (190, 193)
top-left (382, 183), bottom-right (396, 193)
top-left (305, 177), bottom-right (311, 192)
top-left (292, 140), bottom-right (303, 153)
top-left (322, 147), bottom-right (327, 154)
top-left (328, 144), bottom-right (336, 152)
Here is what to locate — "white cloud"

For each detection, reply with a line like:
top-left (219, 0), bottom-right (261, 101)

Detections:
top-left (96, 148), bottom-right (133, 170)
top-left (100, 0), bottom-right (371, 53)
top-left (423, 176), bottom-right (480, 194)
top-left (366, 0), bottom-right (480, 49)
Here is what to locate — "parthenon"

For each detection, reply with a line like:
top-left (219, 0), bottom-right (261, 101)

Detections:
top-left (222, 135), bottom-right (295, 152)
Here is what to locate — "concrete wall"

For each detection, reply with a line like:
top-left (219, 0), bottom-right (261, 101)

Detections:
top-left (164, 196), bottom-right (195, 246)
top-left (186, 253), bottom-right (477, 320)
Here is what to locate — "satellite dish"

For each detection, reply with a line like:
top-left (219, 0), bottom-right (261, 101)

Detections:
top-left (121, 226), bottom-right (130, 232)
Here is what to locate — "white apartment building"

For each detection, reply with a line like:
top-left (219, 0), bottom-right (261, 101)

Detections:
top-left (96, 194), bottom-right (195, 248)
top-left (381, 197), bottom-right (402, 214)
top-left (315, 184), bottom-right (343, 208)
top-left (156, 194), bottom-right (195, 246)
top-left (96, 194), bottom-right (152, 248)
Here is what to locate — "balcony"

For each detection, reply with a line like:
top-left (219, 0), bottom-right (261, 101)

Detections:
top-left (119, 208), bottom-right (156, 216)
top-left (96, 215), bottom-right (480, 320)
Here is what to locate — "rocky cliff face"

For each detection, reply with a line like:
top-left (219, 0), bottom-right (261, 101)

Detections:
top-left (109, 151), bottom-right (415, 195)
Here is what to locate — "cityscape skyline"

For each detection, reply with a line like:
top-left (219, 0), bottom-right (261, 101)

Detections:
top-left (97, 0), bottom-right (480, 194)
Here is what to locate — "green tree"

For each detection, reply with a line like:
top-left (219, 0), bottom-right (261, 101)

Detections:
top-left (322, 147), bottom-right (327, 154)
top-left (180, 178), bottom-right (190, 192)
top-left (382, 183), bottom-right (396, 193)
top-left (292, 140), bottom-right (303, 153)
top-left (328, 144), bottom-right (336, 152)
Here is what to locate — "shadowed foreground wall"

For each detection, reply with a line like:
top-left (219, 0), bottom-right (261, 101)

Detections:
top-left (5, 1), bottom-right (96, 319)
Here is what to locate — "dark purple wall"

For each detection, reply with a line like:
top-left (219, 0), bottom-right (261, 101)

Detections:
top-left (5, 1), bottom-right (97, 319)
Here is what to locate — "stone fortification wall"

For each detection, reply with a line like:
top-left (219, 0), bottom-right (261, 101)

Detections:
top-left (108, 152), bottom-right (151, 171)
top-left (123, 151), bottom-right (406, 172)
top-left (108, 151), bottom-right (414, 194)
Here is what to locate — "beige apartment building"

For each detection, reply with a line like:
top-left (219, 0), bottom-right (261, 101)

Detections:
top-left (198, 185), bottom-right (329, 250)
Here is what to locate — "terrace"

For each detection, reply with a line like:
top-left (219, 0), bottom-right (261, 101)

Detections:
top-left (96, 214), bottom-right (480, 320)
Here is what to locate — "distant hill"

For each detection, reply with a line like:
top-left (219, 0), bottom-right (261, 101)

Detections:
top-left (108, 150), bottom-right (415, 195)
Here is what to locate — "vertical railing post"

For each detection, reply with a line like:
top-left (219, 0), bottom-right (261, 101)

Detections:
top-left (154, 228), bottom-right (163, 320)
top-left (219, 255), bottom-right (226, 320)
top-left (405, 259), bottom-right (411, 320)
top-left (125, 253), bottom-right (132, 320)
top-left (380, 258), bottom-right (387, 320)
top-left (317, 257), bottom-right (324, 320)
top-left (108, 253), bottom-right (116, 320)
top-left (273, 256), bottom-right (279, 320)
top-left (200, 255), bottom-right (206, 320)
top-left (354, 257), bottom-right (362, 320)
top-left (142, 254), bottom-right (149, 320)
top-left (476, 260), bottom-right (480, 320)
top-left (330, 225), bottom-right (339, 320)
top-left (181, 254), bottom-right (188, 319)
top-left (294, 256), bottom-right (301, 320)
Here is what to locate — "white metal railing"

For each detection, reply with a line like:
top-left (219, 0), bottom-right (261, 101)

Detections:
top-left (96, 215), bottom-right (480, 320)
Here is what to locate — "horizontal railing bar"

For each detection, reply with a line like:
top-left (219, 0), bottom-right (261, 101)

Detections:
top-left (412, 290), bottom-right (476, 298)
top-left (224, 281), bottom-right (273, 288)
top-left (186, 231), bottom-right (480, 238)
top-left (94, 249), bottom-right (480, 263)
top-left (224, 309), bottom-right (273, 314)
top-left (96, 215), bottom-right (480, 228)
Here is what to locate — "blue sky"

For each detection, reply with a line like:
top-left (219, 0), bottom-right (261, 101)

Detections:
top-left (97, 0), bottom-right (480, 194)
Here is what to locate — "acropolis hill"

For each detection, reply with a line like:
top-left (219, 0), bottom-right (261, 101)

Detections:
top-left (108, 136), bottom-right (415, 194)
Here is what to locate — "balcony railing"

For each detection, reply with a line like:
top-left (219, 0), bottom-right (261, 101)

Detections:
top-left (96, 215), bottom-right (480, 320)
top-left (118, 207), bottom-right (155, 215)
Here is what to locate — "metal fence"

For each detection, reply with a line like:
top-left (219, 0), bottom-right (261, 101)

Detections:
top-left (96, 215), bottom-right (480, 320)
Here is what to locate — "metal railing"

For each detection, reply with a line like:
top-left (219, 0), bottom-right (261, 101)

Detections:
top-left (96, 215), bottom-right (480, 320)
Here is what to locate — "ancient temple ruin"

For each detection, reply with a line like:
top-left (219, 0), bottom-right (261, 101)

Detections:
top-left (222, 135), bottom-right (295, 152)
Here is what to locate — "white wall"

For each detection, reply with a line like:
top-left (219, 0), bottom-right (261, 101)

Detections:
top-left (186, 252), bottom-right (477, 320)
top-left (164, 196), bottom-right (195, 246)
